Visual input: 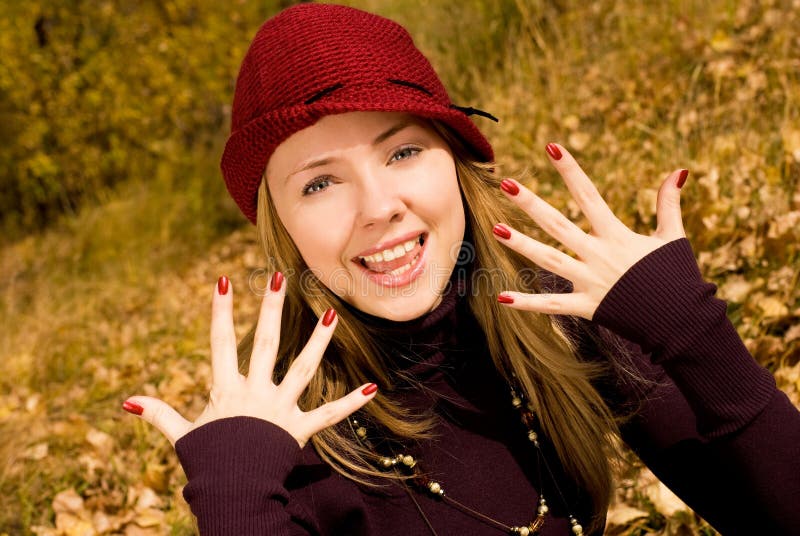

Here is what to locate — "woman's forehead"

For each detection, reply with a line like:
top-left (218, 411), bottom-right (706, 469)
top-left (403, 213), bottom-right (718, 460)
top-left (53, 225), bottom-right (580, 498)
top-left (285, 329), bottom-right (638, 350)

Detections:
top-left (266, 112), bottom-right (432, 178)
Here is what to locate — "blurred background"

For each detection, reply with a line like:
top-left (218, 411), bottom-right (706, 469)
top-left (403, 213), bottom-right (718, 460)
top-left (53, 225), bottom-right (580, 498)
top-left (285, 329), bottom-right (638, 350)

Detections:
top-left (1, 0), bottom-right (798, 534)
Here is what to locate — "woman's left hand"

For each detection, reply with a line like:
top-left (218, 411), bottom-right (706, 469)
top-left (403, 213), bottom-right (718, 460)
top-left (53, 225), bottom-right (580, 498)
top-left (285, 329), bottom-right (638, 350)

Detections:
top-left (493, 143), bottom-right (688, 321)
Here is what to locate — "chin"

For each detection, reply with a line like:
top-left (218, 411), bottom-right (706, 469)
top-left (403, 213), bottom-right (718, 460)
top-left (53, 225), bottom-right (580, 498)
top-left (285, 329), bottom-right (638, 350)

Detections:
top-left (356, 290), bottom-right (444, 322)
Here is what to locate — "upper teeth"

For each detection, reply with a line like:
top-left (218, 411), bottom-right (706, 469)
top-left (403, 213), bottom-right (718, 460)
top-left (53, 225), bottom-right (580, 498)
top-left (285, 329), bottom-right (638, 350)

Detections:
top-left (359, 237), bottom-right (419, 263)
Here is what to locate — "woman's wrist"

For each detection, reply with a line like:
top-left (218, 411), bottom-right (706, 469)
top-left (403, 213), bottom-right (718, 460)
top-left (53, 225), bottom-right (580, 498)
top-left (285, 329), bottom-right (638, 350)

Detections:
top-left (592, 238), bottom-right (715, 359)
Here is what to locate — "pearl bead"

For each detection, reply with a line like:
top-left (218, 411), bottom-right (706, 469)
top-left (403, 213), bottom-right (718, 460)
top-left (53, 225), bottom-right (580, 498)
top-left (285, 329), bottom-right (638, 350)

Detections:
top-left (380, 457), bottom-right (393, 468)
top-left (519, 527), bottom-right (530, 536)
top-left (402, 455), bottom-right (415, 467)
top-left (356, 427), bottom-right (367, 438)
top-left (537, 504), bottom-right (548, 515)
top-left (572, 524), bottom-right (583, 535)
top-left (428, 481), bottom-right (442, 495)
top-left (527, 430), bottom-right (538, 442)
top-left (511, 397), bottom-right (523, 408)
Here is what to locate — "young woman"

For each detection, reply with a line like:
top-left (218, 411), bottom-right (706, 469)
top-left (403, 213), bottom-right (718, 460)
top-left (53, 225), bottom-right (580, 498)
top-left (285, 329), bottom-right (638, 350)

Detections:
top-left (122, 4), bottom-right (800, 535)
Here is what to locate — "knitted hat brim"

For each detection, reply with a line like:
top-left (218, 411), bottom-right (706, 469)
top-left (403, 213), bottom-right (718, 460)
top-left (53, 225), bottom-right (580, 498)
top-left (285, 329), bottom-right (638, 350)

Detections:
top-left (221, 84), bottom-right (494, 224)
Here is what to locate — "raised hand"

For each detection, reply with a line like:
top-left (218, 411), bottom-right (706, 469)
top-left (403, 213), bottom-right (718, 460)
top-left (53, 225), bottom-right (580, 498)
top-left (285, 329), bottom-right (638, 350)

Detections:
top-left (493, 143), bottom-right (688, 320)
top-left (122, 274), bottom-right (377, 447)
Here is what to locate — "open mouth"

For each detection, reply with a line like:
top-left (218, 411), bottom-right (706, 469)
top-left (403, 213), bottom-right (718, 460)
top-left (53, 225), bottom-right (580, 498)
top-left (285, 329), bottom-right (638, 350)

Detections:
top-left (356, 233), bottom-right (426, 276)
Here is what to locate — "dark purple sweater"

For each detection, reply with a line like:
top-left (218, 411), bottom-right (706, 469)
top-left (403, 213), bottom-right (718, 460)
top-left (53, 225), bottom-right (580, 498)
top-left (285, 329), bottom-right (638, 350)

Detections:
top-left (175, 239), bottom-right (800, 535)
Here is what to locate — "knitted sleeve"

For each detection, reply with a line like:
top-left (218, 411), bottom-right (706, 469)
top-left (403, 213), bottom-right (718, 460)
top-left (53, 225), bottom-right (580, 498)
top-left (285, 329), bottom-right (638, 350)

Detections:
top-left (174, 416), bottom-right (314, 535)
top-left (591, 238), bottom-right (800, 534)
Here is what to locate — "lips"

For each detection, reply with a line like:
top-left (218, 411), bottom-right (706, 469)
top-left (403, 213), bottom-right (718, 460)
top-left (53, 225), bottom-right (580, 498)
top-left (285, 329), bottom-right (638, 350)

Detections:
top-left (352, 233), bottom-right (429, 288)
top-left (359, 234), bottom-right (424, 274)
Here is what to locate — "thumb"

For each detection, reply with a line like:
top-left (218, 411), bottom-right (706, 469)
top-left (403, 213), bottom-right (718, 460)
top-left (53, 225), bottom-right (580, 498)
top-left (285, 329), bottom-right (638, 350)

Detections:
top-left (123, 396), bottom-right (192, 446)
top-left (654, 168), bottom-right (688, 239)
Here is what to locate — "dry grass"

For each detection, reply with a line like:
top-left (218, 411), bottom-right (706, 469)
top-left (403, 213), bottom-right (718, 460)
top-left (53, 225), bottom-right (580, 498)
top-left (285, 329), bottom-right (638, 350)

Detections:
top-left (1, 0), bottom-right (798, 534)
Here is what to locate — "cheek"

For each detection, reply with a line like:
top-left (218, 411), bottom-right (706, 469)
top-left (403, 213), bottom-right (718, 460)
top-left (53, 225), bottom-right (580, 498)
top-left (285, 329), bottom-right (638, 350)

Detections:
top-left (417, 162), bottom-right (464, 229)
top-left (282, 204), bottom-right (354, 289)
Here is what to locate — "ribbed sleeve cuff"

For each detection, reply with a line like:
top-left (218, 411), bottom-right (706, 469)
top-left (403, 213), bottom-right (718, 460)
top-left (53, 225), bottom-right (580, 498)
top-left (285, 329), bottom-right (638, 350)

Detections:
top-left (593, 238), bottom-right (776, 438)
top-left (175, 417), bottom-right (302, 535)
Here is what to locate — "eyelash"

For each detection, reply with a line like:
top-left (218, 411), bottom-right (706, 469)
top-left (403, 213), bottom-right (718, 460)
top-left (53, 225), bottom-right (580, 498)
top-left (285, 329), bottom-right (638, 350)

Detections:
top-left (301, 145), bottom-right (422, 196)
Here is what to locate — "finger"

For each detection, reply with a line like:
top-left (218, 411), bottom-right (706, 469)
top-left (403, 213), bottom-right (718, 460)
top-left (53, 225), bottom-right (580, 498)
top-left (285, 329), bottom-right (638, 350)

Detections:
top-left (248, 271), bottom-right (286, 380)
top-left (278, 308), bottom-right (337, 401)
top-left (542, 143), bottom-right (627, 236)
top-left (210, 276), bottom-right (240, 387)
top-left (492, 223), bottom-right (591, 284)
top-left (300, 383), bottom-right (378, 439)
top-left (498, 178), bottom-right (591, 258)
top-left (496, 291), bottom-right (596, 320)
top-left (654, 169), bottom-right (688, 240)
top-left (123, 396), bottom-right (192, 446)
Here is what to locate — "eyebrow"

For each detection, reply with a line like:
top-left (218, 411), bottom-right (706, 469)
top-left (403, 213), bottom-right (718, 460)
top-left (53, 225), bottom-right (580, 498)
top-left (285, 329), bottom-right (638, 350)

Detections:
top-left (285, 121), bottom-right (413, 182)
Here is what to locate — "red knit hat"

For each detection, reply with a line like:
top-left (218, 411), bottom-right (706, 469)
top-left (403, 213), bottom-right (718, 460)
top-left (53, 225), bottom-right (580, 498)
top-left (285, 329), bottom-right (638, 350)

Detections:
top-left (221, 3), bottom-right (496, 224)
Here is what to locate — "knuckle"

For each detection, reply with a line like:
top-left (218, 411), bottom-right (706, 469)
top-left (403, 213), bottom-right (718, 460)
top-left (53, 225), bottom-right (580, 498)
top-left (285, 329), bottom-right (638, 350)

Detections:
top-left (542, 249), bottom-right (563, 270)
top-left (149, 404), bottom-right (167, 427)
top-left (252, 334), bottom-right (277, 355)
top-left (317, 403), bottom-right (340, 427)
top-left (210, 332), bottom-right (233, 348)
top-left (290, 358), bottom-right (316, 383)
top-left (540, 296), bottom-right (562, 313)
top-left (574, 185), bottom-right (596, 207)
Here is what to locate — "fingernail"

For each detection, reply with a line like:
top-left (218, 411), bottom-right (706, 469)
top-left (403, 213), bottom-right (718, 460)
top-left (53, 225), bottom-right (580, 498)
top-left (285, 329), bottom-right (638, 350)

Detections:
top-left (122, 400), bottom-right (143, 416)
top-left (217, 276), bottom-right (229, 296)
top-left (492, 224), bottom-right (512, 240)
top-left (497, 294), bottom-right (515, 304)
top-left (676, 169), bottom-right (689, 189)
top-left (322, 308), bottom-right (337, 327)
top-left (545, 143), bottom-right (563, 160)
top-left (270, 271), bottom-right (284, 292)
top-left (362, 383), bottom-right (378, 396)
top-left (500, 179), bottom-right (519, 196)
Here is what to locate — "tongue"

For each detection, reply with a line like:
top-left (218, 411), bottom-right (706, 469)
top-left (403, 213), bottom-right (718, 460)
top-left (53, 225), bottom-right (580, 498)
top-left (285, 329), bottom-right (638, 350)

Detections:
top-left (363, 242), bottom-right (422, 273)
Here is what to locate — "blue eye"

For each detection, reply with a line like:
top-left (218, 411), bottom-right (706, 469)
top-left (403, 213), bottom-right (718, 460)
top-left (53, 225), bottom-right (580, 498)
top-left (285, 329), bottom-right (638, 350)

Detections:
top-left (389, 146), bottom-right (421, 163)
top-left (302, 176), bottom-right (332, 196)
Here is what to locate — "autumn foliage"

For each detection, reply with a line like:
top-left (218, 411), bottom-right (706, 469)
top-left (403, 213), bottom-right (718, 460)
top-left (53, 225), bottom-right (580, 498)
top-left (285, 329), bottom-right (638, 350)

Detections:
top-left (0, 0), bottom-right (798, 535)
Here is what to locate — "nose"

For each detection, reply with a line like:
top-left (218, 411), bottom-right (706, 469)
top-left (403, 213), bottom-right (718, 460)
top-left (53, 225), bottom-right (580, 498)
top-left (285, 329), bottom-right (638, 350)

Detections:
top-left (355, 172), bottom-right (407, 228)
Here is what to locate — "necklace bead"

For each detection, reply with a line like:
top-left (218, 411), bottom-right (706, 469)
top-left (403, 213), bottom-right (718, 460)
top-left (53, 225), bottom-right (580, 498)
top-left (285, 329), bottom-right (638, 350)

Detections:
top-left (349, 383), bottom-right (586, 536)
top-left (569, 516), bottom-right (584, 535)
top-left (427, 481), bottom-right (443, 495)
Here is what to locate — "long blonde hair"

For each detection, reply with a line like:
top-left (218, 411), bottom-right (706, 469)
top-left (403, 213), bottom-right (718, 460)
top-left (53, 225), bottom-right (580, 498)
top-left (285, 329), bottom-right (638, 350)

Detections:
top-left (241, 121), bottom-right (621, 530)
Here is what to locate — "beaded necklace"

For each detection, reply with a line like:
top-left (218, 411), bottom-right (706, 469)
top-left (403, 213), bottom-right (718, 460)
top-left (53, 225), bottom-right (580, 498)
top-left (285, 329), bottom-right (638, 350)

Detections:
top-left (349, 384), bottom-right (586, 536)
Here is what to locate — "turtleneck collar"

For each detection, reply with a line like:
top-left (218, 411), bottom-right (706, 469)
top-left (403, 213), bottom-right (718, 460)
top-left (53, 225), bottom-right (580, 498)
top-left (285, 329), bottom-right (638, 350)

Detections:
top-left (340, 272), bottom-right (474, 376)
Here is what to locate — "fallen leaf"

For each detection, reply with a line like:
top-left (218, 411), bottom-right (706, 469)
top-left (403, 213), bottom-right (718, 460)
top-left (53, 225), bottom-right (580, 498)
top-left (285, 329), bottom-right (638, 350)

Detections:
top-left (757, 296), bottom-right (789, 320)
top-left (85, 428), bottom-right (114, 458)
top-left (53, 488), bottom-right (85, 515)
top-left (23, 442), bottom-right (48, 461)
top-left (718, 275), bottom-right (753, 303)
top-left (568, 131), bottom-right (591, 151)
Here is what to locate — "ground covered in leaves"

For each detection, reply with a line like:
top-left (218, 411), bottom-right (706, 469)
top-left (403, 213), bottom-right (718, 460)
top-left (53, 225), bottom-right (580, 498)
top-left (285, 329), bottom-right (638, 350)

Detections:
top-left (1, 0), bottom-right (798, 535)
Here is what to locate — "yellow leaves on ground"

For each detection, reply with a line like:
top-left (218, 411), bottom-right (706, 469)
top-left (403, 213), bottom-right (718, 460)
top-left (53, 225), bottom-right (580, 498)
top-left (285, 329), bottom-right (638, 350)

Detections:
top-left (32, 486), bottom-right (167, 536)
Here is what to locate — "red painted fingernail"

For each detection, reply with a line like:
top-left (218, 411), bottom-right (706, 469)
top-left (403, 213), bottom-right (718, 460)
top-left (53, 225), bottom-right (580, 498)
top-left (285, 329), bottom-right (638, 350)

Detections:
top-left (362, 383), bottom-right (378, 396)
top-left (122, 400), bottom-right (143, 416)
top-left (676, 169), bottom-right (689, 189)
top-left (492, 224), bottom-right (512, 240)
top-left (500, 179), bottom-right (519, 196)
top-left (497, 294), bottom-right (515, 304)
top-left (545, 143), bottom-right (562, 160)
top-left (270, 271), bottom-right (284, 292)
top-left (322, 308), bottom-right (337, 327)
top-left (217, 276), bottom-right (229, 296)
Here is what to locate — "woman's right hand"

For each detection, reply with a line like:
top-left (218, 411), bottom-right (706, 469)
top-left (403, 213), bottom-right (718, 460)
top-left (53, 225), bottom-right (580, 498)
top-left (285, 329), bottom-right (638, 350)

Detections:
top-left (122, 273), bottom-right (377, 448)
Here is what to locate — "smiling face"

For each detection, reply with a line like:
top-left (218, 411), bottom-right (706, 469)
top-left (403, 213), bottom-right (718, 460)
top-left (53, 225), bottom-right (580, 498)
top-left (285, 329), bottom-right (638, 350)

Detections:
top-left (266, 111), bottom-right (465, 321)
